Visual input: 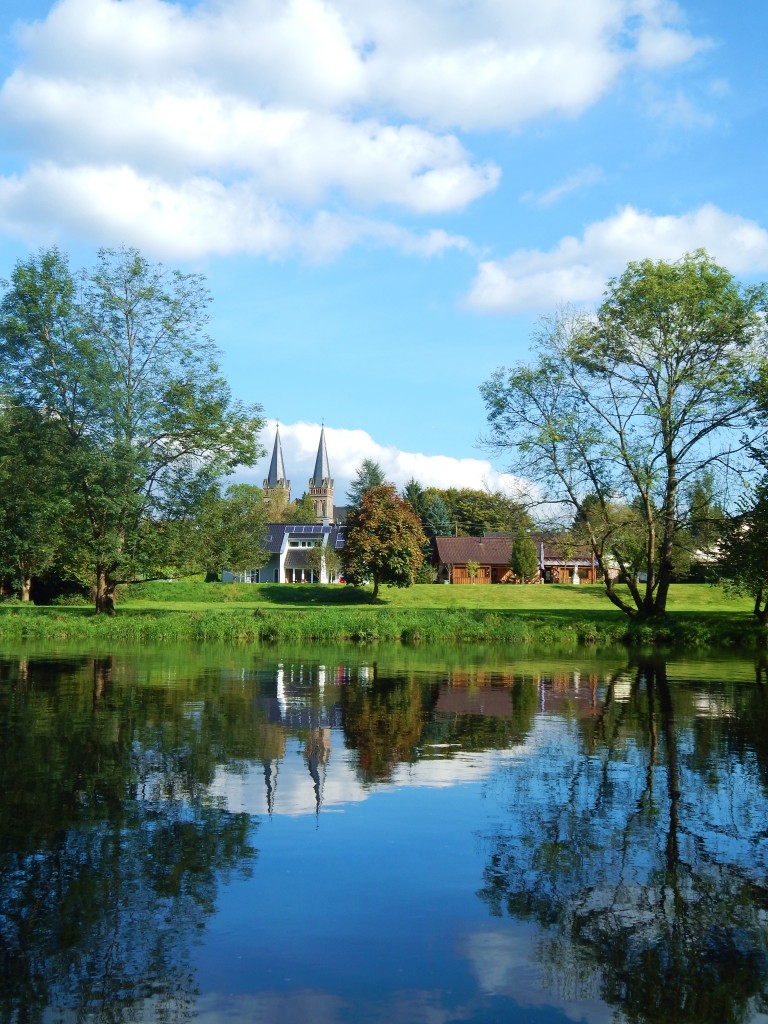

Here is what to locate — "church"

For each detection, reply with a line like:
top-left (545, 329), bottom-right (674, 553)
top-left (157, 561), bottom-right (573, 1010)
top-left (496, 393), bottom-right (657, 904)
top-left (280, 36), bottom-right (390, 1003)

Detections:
top-left (222, 426), bottom-right (346, 584)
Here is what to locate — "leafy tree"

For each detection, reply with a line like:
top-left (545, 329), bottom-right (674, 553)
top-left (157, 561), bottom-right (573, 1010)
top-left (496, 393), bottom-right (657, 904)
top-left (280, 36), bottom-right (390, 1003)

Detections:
top-left (425, 487), bottom-right (532, 537)
top-left (284, 492), bottom-right (317, 523)
top-left (347, 459), bottom-right (387, 509)
top-left (0, 406), bottom-right (71, 600)
top-left (482, 251), bottom-right (767, 620)
top-left (341, 484), bottom-right (426, 601)
top-left (188, 483), bottom-right (269, 581)
top-left (305, 539), bottom-right (342, 582)
top-left (716, 479), bottom-right (768, 624)
top-left (465, 559), bottom-right (480, 583)
top-left (673, 470), bottom-right (727, 580)
top-left (510, 532), bottom-right (539, 583)
top-left (0, 247), bottom-right (264, 612)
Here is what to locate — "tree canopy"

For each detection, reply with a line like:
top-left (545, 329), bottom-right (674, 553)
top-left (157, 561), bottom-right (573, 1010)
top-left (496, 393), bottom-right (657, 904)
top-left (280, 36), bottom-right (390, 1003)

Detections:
top-left (347, 459), bottom-right (387, 509)
top-left (482, 251), bottom-right (767, 619)
top-left (424, 486), bottom-right (532, 537)
top-left (510, 532), bottom-right (539, 583)
top-left (0, 246), bottom-right (264, 609)
top-left (341, 484), bottom-right (426, 601)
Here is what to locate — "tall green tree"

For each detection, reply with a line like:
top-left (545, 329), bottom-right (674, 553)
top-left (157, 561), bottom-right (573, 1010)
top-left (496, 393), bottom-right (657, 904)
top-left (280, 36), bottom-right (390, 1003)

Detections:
top-left (482, 251), bottom-right (767, 620)
top-left (305, 538), bottom-right (342, 582)
top-left (402, 477), bottom-right (428, 521)
top-left (425, 487), bottom-right (531, 537)
top-left (341, 484), bottom-right (426, 601)
top-left (510, 532), bottom-right (539, 583)
top-left (0, 247), bottom-right (264, 612)
top-left (347, 458), bottom-right (387, 509)
top-left (284, 492), bottom-right (317, 523)
top-left (0, 405), bottom-right (71, 600)
top-left (425, 494), bottom-right (453, 537)
top-left (716, 479), bottom-right (768, 624)
top-left (189, 483), bottom-right (269, 581)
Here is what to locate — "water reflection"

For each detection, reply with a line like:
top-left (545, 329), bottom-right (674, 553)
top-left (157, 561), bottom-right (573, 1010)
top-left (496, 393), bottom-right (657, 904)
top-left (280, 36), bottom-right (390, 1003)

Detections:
top-left (0, 654), bottom-right (258, 1024)
top-left (478, 657), bottom-right (768, 1024)
top-left (1, 649), bottom-right (767, 1023)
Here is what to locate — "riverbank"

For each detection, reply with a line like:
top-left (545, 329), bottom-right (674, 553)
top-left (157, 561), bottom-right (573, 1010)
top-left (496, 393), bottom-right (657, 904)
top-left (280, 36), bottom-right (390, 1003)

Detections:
top-left (0, 581), bottom-right (762, 650)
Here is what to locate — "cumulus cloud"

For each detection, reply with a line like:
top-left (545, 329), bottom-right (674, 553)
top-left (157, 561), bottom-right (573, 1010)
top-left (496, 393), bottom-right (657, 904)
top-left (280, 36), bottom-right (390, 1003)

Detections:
top-left (464, 204), bottom-right (768, 313)
top-left (0, 0), bottom-right (708, 258)
top-left (234, 420), bottom-right (528, 501)
top-left (0, 164), bottom-right (472, 260)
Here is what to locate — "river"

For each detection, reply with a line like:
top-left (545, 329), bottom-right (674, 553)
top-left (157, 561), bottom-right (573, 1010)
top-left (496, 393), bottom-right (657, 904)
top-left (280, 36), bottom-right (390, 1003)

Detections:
top-left (1, 644), bottom-right (767, 1024)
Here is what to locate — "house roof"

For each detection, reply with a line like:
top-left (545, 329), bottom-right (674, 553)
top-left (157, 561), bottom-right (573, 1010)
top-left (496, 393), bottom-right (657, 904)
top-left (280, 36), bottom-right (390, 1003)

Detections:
top-left (284, 550), bottom-right (311, 568)
top-left (434, 536), bottom-right (512, 566)
top-left (433, 534), bottom-right (595, 567)
top-left (263, 522), bottom-right (345, 554)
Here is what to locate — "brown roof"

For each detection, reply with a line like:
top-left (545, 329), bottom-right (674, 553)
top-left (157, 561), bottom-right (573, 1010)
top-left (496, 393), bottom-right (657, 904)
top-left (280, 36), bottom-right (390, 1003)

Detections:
top-left (434, 536), bottom-right (512, 565)
top-left (434, 534), bottom-right (594, 567)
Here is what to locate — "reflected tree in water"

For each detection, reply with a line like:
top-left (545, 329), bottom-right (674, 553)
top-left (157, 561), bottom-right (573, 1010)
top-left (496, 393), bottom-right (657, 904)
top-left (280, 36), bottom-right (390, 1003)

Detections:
top-left (477, 659), bottom-right (768, 1024)
top-left (0, 655), bottom-right (260, 1024)
top-left (341, 667), bottom-right (429, 783)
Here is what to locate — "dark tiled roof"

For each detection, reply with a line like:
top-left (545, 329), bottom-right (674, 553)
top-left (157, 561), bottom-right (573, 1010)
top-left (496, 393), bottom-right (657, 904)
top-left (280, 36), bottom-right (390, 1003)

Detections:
top-left (263, 522), bottom-right (346, 554)
top-left (284, 550), bottom-right (311, 568)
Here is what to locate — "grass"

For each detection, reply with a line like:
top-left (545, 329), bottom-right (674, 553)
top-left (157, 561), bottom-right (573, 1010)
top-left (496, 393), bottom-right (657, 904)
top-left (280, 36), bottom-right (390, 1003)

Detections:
top-left (0, 579), bottom-right (761, 650)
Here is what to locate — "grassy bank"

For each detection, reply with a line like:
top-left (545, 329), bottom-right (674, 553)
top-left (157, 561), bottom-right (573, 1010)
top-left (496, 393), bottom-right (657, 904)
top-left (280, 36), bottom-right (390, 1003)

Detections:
top-left (0, 581), bottom-right (762, 650)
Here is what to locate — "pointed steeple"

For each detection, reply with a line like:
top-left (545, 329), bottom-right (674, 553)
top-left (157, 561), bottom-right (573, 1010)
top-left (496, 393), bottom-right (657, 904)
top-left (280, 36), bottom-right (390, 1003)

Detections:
top-left (267, 425), bottom-right (287, 487)
top-left (309, 426), bottom-right (334, 523)
top-left (263, 425), bottom-right (290, 506)
top-left (312, 427), bottom-right (330, 486)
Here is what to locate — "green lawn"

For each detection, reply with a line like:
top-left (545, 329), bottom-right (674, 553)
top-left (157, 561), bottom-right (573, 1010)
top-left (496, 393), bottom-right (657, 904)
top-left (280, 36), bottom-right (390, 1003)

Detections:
top-left (116, 578), bottom-right (753, 615)
top-left (0, 579), bottom-right (757, 650)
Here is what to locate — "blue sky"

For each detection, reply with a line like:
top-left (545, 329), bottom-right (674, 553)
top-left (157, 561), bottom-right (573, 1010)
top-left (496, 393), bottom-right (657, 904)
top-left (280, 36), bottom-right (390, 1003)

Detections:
top-left (1, 0), bottom-right (767, 498)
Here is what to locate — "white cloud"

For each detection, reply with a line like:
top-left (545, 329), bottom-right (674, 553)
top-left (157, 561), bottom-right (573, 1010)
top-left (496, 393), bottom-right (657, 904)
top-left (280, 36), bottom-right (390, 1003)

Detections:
top-left (235, 420), bottom-right (529, 502)
top-left (465, 204), bottom-right (768, 313)
top-left (0, 0), bottom-right (709, 257)
top-left (0, 164), bottom-right (472, 260)
top-left (2, 74), bottom-right (499, 213)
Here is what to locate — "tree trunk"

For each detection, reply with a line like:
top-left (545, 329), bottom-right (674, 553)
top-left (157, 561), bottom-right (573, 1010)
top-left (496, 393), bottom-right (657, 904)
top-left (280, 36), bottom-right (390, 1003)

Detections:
top-left (754, 587), bottom-right (768, 627)
top-left (370, 578), bottom-right (380, 602)
top-left (94, 565), bottom-right (117, 615)
top-left (19, 577), bottom-right (31, 602)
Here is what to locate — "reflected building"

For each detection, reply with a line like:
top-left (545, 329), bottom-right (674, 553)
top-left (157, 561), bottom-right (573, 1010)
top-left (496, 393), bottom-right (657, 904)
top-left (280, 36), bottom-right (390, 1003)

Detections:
top-left (213, 661), bottom-right (378, 817)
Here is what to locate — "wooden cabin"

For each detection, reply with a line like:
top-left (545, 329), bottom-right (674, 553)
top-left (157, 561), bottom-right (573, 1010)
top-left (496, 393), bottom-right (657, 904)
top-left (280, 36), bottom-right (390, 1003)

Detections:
top-left (432, 533), bottom-right (599, 585)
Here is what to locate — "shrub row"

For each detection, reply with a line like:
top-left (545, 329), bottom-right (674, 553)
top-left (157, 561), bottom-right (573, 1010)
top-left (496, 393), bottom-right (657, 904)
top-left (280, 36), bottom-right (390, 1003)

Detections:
top-left (0, 605), bottom-right (763, 650)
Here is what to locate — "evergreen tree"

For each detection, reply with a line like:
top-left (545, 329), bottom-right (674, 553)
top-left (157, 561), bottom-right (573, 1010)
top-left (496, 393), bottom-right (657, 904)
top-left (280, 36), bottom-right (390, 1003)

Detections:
top-left (425, 495), bottom-right (453, 537)
top-left (510, 532), bottom-right (539, 583)
top-left (347, 459), bottom-right (387, 508)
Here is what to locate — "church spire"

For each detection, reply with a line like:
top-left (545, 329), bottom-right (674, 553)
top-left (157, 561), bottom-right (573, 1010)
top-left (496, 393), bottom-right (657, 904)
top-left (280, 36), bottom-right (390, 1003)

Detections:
top-left (309, 426), bottom-right (334, 522)
top-left (311, 427), bottom-right (330, 487)
top-left (264, 425), bottom-right (291, 505)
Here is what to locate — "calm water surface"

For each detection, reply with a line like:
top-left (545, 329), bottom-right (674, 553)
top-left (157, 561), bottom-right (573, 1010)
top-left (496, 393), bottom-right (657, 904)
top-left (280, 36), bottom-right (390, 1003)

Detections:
top-left (1, 644), bottom-right (768, 1024)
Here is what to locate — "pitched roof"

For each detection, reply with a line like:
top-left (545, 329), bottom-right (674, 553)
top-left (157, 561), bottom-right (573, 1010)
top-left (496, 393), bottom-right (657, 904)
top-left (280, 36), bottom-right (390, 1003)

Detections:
top-left (434, 536), bottom-right (512, 565)
top-left (434, 533), bottom-right (595, 567)
top-left (263, 522), bottom-right (345, 554)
